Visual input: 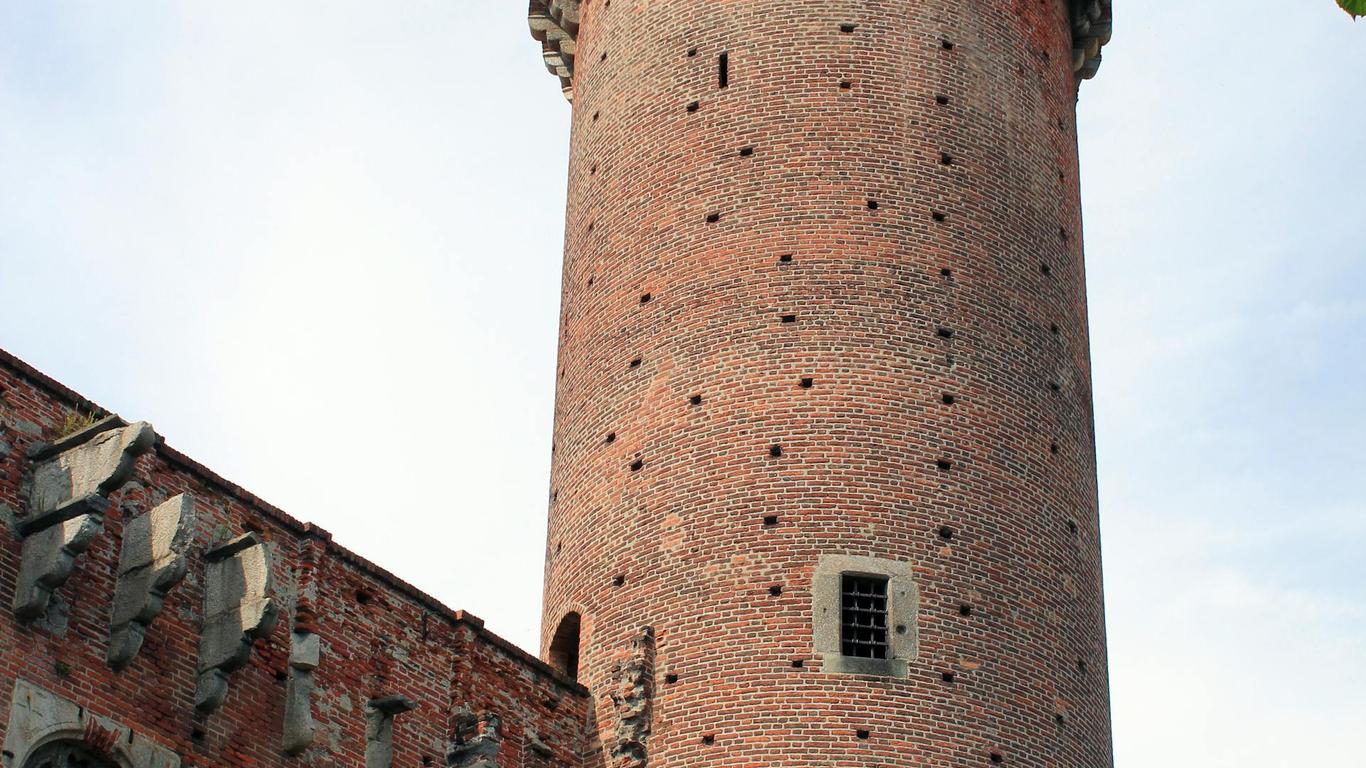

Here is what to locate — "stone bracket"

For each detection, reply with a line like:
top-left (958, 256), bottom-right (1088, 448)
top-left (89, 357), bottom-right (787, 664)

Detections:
top-left (13, 420), bottom-right (154, 621)
top-left (1071, 0), bottom-right (1114, 81)
top-left (195, 531), bottom-right (279, 714)
top-left (528, 0), bottom-right (580, 100)
top-left (108, 493), bottom-right (197, 670)
top-left (366, 696), bottom-right (418, 768)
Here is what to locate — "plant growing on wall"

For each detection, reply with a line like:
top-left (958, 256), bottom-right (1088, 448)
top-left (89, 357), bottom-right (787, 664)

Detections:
top-left (1341, 0), bottom-right (1365, 19)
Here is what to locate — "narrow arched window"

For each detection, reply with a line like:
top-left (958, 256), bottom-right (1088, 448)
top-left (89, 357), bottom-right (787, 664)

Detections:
top-left (548, 611), bottom-right (582, 681)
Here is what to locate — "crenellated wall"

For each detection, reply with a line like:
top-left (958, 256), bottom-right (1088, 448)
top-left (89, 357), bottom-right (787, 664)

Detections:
top-left (0, 349), bottom-right (591, 768)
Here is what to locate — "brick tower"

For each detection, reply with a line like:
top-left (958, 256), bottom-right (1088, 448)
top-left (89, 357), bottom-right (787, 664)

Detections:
top-left (529, 1), bottom-right (1115, 766)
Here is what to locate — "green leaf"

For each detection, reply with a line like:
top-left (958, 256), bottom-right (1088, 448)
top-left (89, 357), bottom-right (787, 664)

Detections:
top-left (1340, 0), bottom-right (1366, 19)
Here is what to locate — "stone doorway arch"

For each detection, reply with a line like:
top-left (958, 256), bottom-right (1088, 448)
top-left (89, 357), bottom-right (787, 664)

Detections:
top-left (21, 741), bottom-right (120, 768)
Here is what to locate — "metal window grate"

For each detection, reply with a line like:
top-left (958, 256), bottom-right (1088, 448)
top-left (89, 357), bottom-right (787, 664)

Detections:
top-left (841, 574), bottom-right (890, 659)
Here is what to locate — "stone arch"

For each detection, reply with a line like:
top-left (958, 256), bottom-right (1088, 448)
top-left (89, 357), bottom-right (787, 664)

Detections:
top-left (21, 740), bottom-right (122, 768)
top-left (3, 680), bottom-right (179, 768)
top-left (548, 611), bottom-right (582, 681)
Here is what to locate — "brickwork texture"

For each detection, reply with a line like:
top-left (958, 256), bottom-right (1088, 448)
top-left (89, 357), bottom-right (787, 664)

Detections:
top-left (537, 1), bottom-right (1114, 766)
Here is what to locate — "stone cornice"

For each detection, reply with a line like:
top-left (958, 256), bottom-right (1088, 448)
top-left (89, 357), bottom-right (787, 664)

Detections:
top-left (527, 1), bottom-right (1112, 99)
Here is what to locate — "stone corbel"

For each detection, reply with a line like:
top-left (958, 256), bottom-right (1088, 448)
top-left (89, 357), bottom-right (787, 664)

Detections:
top-left (195, 532), bottom-right (279, 714)
top-left (108, 493), bottom-right (197, 670)
top-left (365, 696), bottom-right (418, 768)
top-left (528, 0), bottom-right (580, 100)
top-left (283, 538), bottom-right (325, 755)
top-left (13, 419), bottom-right (154, 621)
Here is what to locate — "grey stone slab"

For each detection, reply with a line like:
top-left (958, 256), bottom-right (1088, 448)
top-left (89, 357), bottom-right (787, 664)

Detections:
top-left (108, 494), bottom-right (196, 670)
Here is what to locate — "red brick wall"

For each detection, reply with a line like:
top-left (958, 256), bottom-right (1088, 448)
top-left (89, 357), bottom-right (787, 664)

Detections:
top-left (0, 351), bottom-right (590, 767)
top-left (541, 1), bottom-right (1113, 766)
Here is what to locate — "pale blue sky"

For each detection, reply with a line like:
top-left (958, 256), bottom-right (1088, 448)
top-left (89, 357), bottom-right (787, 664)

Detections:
top-left (1, 3), bottom-right (1362, 765)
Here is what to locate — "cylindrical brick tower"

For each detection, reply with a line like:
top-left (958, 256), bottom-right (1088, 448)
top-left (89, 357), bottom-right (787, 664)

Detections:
top-left (529, 2), bottom-right (1115, 767)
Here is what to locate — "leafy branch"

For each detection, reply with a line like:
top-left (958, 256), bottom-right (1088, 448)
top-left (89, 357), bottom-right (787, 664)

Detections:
top-left (1341, 0), bottom-right (1365, 19)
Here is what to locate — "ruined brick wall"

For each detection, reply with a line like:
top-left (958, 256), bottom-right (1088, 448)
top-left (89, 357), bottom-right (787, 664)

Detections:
top-left (0, 350), bottom-right (590, 768)
top-left (537, 1), bottom-right (1114, 766)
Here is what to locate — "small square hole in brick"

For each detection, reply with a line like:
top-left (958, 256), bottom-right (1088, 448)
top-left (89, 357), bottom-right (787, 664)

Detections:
top-left (702, 735), bottom-right (715, 746)
top-left (959, 604), bottom-right (973, 616)
top-left (856, 730), bottom-right (871, 740)
top-left (779, 253), bottom-right (794, 263)
top-left (867, 199), bottom-right (879, 210)
top-left (937, 327), bottom-right (954, 339)
top-left (942, 671), bottom-right (956, 683)
top-left (629, 357), bottom-right (642, 368)
top-left (640, 293), bottom-right (652, 304)
top-left (665, 673), bottom-right (679, 684)
top-left (781, 314), bottom-right (797, 324)
top-left (687, 100), bottom-right (700, 112)
top-left (942, 393), bottom-right (956, 405)
top-left (706, 211), bottom-right (721, 223)
top-left (1041, 262), bottom-right (1052, 275)
top-left (932, 210), bottom-right (947, 222)
top-left (613, 574), bottom-right (626, 587)
top-left (630, 459), bottom-right (644, 472)
top-left (791, 658), bottom-right (804, 668)
top-left (840, 79), bottom-right (853, 90)
top-left (1050, 442), bottom-right (1060, 455)
top-left (769, 585), bottom-right (783, 596)
top-left (939, 525), bottom-right (955, 540)
top-left (840, 23), bottom-right (857, 33)
top-left (942, 39), bottom-right (955, 50)
top-left (769, 445), bottom-right (783, 457)
top-left (687, 47), bottom-right (698, 57)
top-left (941, 267), bottom-right (953, 278)
top-left (593, 111), bottom-right (600, 122)
top-left (763, 515), bottom-right (779, 527)
top-left (689, 394), bottom-right (703, 406)
top-left (941, 152), bottom-right (955, 165)
top-left (800, 377), bottom-right (814, 389)
top-left (739, 146), bottom-right (754, 156)
top-left (605, 432), bottom-right (616, 443)
top-left (937, 459), bottom-right (953, 471)
top-left (991, 754), bottom-right (1004, 764)
top-left (936, 94), bottom-right (950, 105)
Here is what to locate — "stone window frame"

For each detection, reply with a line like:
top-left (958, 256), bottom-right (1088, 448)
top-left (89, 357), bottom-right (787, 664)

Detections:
top-left (812, 555), bottom-right (919, 677)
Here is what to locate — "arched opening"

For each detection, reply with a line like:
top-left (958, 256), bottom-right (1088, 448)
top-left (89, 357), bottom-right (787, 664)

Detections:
top-left (548, 611), bottom-right (582, 681)
top-left (23, 740), bottom-right (119, 768)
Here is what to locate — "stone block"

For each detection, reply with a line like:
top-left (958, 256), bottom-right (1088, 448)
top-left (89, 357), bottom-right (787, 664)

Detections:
top-left (195, 531), bottom-right (278, 714)
top-left (108, 493), bottom-right (195, 670)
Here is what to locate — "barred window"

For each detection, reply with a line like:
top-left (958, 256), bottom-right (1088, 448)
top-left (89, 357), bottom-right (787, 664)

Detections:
top-left (841, 574), bottom-right (889, 659)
